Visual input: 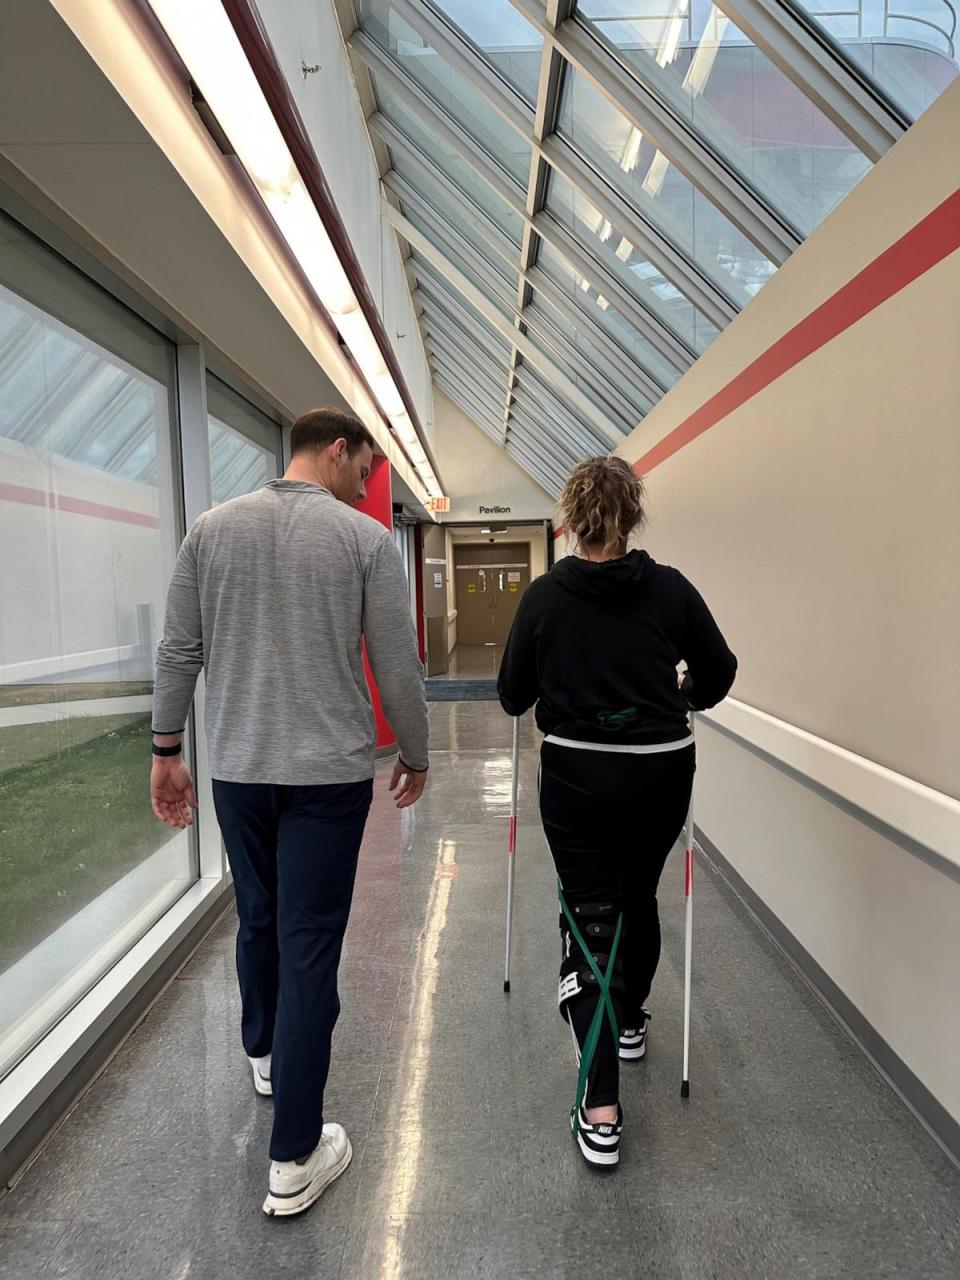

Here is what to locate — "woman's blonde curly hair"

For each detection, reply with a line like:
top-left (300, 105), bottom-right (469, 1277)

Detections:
top-left (558, 456), bottom-right (647, 557)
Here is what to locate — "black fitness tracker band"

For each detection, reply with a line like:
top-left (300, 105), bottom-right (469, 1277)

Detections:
top-left (152, 742), bottom-right (183, 758)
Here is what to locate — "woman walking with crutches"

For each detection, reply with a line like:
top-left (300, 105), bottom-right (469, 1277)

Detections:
top-left (497, 457), bottom-right (736, 1168)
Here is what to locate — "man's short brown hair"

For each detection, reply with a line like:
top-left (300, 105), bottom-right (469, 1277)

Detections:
top-left (290, 408), bottom-right (376, 458)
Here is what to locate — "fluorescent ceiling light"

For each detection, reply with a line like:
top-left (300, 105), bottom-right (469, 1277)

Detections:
top-left (147, 0), bottom-right (437, 503)
top-left (616, 237), bottom-right (633, 262)
top-left (683, 8), bottom-right (729, 98)
top-left (596, 295), bottom-right (610, 310)
top-left (642, 150), bottom-right (671, 198)
top-left (598, 219), bottom-right (613, 242)
top-left (366, 371), bottom-right (406, 419)
top-left (579, 276), bottom-right (590, 292)
top-left (337, 307), bottom-right (387, 377)
top-left (391, 411), bottom-right (420, 446)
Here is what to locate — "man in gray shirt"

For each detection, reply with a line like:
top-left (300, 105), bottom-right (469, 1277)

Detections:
top-left (149, 407), bottom-right (428, 1218)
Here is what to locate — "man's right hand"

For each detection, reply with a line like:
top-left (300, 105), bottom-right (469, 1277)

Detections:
top-left (151, 757), bottom-right (197, 828)
top-left (389, 760), bottom-right (428, 809)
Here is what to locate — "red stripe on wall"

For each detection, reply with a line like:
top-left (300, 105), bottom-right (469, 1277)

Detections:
top-left (633, 188), bottom-right (960, 477)
top-left (0, 481), bottom-right (161, 529)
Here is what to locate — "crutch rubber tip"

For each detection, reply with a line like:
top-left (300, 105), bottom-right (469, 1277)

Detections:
top-left (503, 980), bottom-right (511, 993)
top-left (680, 1080), bottom-right (690, 1099)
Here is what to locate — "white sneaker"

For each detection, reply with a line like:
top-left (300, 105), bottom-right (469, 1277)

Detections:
top-left (249, 1055), bottom-right (272, 1097)
top-left (571, 1102), bottom-right (623, 1168)
top-left (262, 1124), bottom-right (352, 1218)
top-left (619, 1008), bottom-right (651, 1061)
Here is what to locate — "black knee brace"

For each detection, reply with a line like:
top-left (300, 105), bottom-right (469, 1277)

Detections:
top-left (557, 899), bottom-right (625, 1015)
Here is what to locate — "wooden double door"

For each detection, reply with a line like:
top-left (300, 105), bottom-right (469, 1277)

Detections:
top-left (454, 544), bottom-right (531, 647)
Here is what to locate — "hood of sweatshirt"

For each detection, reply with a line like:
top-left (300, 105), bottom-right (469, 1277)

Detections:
top-left (551, 548), bottom-right (657, 600)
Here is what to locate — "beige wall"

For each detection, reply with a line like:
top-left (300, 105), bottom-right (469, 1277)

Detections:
top-left (433, 391), bottom-right (556, 523)
top-left (612, 84), bottom-right (960, 1131)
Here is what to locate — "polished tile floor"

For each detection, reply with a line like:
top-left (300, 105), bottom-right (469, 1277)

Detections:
top-left (2, 704), bottom-right (959, 1278)
top-left (428, 644), bottom-right (505, 680)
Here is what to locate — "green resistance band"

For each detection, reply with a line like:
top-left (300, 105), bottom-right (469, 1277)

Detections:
top-left (558, 880), bottom-right (623, 1126)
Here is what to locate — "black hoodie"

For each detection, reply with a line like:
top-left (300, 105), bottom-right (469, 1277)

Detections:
top-left (497, 550), bottom-right (737, 745)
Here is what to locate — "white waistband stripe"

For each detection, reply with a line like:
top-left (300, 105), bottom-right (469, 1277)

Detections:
top-left (543, 734), bottom-right (694, 756)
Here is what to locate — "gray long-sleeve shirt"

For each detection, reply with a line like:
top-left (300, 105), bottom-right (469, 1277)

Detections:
top-left (152, 480), bottom-right (428, 784)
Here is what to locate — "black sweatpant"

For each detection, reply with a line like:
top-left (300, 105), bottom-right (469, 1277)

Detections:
top-left (212, 779), bottom-right (373, 1162)
top-left (539, 741), bottom-right (695, 1108)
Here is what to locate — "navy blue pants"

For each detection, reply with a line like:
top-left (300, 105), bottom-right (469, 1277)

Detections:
top-left (212, 779), bottom-right (373, 1162)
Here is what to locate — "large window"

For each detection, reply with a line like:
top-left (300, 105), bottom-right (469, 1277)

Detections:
top-left (206, 374), bottom-right (282, 504)
top-left (0, 214), bottom-right (194, 1080)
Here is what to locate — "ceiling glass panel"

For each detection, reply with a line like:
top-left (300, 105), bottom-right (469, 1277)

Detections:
top-left (521, 322), bottom-right (637, 431)
top-left (535, 240), bottom-right (679, 389)
top-left (793, 0), bottom-right (959, 120)
top-left (432, 357), bottom-right (505, 416)
top-left (401, 205), bottom-right (514, 313)
top-left (546, 167), bottom-right (714, 353)
top-left (505, 440), bottom-right (564, 494)
top-left (426, 335), bottom-right (511, 396)
top-left (372, 75), bottom-right (525, 242)
top-left (506, 434), bottom-right (573, 488)
top-left (515, 365), bottom-right (617, 452)
top-left (575, 0), bottom-right (872, 233)
top-left (412, 253), bottom-right (513, 348)
top-left (417, 285), bottom-right (514, 355)
top-left (510, 395), bottom-right (586, 466)
top-left (360, 0), bottom-right (533, 183)
top-left (522, 298), bottom-right (650, 414)
top-left (392, 157), bottom-right (521, 273)
top-left (556, 67), bottom-right (778, 304)
top-left (507, 424), bottom-right (584, 491)
top-left (424, 326), bottom-right (512, 381)
top-left (424, 325), bottom-right (512, 382)
top-left (527, 289), bottom-right (654, 413)
top-left (426, 0), bottom-right (544, 104)
top-left (435, 374), bottom-right (505, 434)
top-left (507, 424), bottom-right (566, 472)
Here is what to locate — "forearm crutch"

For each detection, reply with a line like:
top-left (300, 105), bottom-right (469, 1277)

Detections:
top-left (503, 715), bottom-right (520, 993)
top-left (681, 711), bottom-right (696, 1098)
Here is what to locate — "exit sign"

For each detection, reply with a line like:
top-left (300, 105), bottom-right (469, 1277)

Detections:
top-left (428, 495), bottom-right (450, 513)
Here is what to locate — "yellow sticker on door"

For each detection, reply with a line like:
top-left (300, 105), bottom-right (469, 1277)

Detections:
top-left (467, 582), bottom-right (478, 594)
top-left (509, 582), bottom-right (519, 592)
